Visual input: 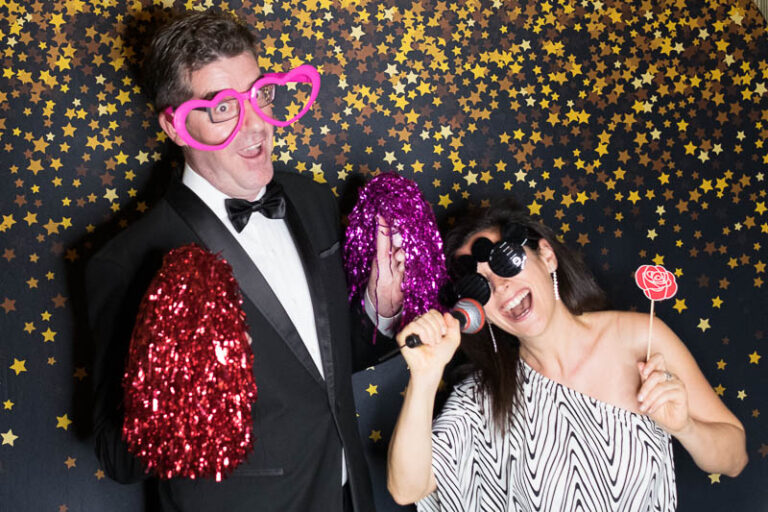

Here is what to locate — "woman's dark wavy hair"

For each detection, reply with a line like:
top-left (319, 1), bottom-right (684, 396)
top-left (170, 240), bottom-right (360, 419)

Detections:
top-left (144, 10), bottom-right (259, 112)
top-left (443, 198), bottom-right (609, 432)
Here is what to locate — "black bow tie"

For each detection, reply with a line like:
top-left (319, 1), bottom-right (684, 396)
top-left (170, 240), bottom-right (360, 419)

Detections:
top-left (225, 182), bottom-right (286, 233)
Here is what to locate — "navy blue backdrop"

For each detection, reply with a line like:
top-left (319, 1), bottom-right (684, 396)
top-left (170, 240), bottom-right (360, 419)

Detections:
top-left (1, 1), bottom-right (767, 510)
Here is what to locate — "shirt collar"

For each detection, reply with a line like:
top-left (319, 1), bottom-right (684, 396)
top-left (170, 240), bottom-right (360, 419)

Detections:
top-left (182, 163), bottom-right (266, 222)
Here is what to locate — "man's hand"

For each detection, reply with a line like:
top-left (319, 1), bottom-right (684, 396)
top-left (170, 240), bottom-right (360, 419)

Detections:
top-left (366, 216), bottom-right (405, 318)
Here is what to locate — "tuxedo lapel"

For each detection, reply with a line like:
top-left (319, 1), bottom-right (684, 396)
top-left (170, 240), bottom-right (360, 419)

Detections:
top-left (165, 181), bottom-right (324, 385)
top-left (280, 185), bottom-right (337, 406)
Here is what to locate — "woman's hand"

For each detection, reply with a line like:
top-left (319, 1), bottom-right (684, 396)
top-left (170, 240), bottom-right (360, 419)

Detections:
top-left (396, 310), bottom-right (461, 379)
top-left (637, 353), bottom-right (692, 435)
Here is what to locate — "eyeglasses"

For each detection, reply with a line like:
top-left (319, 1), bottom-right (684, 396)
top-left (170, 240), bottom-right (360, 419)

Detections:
top-left (452, 224), bottom-right (536, 305)
top-left (165, 64), bottom-right (321, 151)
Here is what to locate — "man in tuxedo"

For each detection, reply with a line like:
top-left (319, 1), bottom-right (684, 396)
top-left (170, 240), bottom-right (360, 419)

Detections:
top-left (87, 10), bottom-right (403, 512)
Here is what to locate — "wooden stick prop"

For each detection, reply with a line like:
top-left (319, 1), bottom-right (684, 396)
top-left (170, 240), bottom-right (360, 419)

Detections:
top-left (634, 265), bottom-right (678, 362)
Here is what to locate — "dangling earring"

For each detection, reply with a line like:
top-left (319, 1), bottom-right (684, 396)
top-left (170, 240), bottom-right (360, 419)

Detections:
top-left (488, 319), bottom-right (499, 353)
top-left (551, 270), bottom-right (560, 301)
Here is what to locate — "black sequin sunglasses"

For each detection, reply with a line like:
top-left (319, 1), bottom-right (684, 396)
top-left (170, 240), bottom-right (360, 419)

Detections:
top-left (451, 224), bottom-right (539, 305)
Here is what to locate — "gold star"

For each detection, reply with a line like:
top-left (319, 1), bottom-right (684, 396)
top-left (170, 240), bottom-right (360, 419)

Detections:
top-left (56, 414), bottom-right (72, 430)
top-left (1, 429), bottom-right (18, 446)
top-left (748, 351), bottom-right (761, 364)
top-left (672, 299), bottom-right (687, 313)
top-left (94, 469), bottom-right (105, 480)
top-left (716, 359), bottom-right (727, 370)
top-left (43, 219), bottom-right (60, 235)
top-left (365, 384), bottom-right (378, 396)
top-left (64, 457), bottom-right (77, 469)
top-left (23, 212), bottom-right (38, 225)
top-left (697, 318), bottom-right (711, 332)
top-left (3, 400), bottom-right (13, 410)
top-left (711, 296), bottom-right (723, 308)
top-left (737, 390), bottom-right (747, 400)
top-left (708, 473), bottom-right (721, 484)
top-left (10, 359), bottom-right (27, 375)
top-left (369, 430), bottom-right (382, 442)
top-left (713, 384), bottom-right (726, 396)
top-left (103, 188), bottom-right (118, 202)
top-left (42, 327), bottom-right (57, 342)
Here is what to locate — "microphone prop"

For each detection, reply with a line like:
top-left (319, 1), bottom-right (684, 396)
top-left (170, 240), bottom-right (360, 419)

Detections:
top-left (378, 298), bottom-right (485, 362)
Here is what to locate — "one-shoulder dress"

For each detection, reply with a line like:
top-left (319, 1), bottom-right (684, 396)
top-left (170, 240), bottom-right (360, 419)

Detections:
top-left (418, 361), bottom-right (677, 511)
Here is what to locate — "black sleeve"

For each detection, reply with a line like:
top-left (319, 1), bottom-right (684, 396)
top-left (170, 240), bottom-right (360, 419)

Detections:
top-left (349, 300), bottom-right (402, 372)
top-left (86, 255), bottom-right (152, 483)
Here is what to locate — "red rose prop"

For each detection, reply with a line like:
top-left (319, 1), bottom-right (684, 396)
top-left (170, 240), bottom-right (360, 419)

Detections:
top-left (634, 265), bottom-right (678, 301)
top-left (122, 244), bottom-right (257, 481)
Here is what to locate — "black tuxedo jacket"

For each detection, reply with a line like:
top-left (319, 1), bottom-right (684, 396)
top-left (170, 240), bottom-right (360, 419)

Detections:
top-left (87, 171), bottom-right (375, 511)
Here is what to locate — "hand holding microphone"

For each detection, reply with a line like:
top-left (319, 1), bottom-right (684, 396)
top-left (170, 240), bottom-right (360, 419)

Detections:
top-left (380, 299), bottom-right (485, 363)
top-left (403, 298), bottom-right (485, 348)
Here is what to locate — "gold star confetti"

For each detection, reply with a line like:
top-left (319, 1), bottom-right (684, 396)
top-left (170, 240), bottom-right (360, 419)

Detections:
top-left (1, 429), bottom-right (19, 446)
top-left (1, 1), bottom-right (766, 504)
top-left (56, 414), bottom-right (72, 430)
top-left (9, 359), bottom-right (27, 375)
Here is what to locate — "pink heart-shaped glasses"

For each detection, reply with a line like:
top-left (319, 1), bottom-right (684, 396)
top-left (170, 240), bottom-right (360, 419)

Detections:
top-left (166, 64), bottom-right (321, 151)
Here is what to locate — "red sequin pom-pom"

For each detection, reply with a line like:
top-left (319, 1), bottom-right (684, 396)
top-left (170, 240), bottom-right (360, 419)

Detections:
top-left (122, 244), bottom-right (257, 481)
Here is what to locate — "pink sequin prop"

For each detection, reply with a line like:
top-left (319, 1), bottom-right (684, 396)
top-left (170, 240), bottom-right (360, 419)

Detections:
top-left (343, 172), bottom-right (448, 333)
top-left (634, 264), bottom-right (678, 361)
top-left (122, 244), bottom-right (257, 481)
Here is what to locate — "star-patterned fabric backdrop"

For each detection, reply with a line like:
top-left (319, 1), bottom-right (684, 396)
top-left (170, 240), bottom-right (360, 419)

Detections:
top-left (1, 0), bottom-right (767, 510)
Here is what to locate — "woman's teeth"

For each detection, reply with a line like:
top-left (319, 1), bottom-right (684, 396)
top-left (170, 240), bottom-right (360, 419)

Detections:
top-left (504, 290), bottom-right (530, 312)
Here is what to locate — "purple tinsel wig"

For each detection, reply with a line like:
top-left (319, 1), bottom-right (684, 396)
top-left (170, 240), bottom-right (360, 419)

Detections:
top-left (343, 172), bottom-right (448, 329)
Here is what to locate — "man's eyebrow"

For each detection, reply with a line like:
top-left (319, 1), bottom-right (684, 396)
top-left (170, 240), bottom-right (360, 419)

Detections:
top-left (200, 75), bottom-right (264, 101)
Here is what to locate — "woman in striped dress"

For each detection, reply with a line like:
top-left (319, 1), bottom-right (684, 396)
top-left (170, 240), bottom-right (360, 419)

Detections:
top-left (387, 202), bottom-right (747, 511)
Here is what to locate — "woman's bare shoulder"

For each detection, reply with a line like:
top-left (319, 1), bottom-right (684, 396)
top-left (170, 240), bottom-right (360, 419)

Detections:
top-left (583, 310), bottom-right (651, 355)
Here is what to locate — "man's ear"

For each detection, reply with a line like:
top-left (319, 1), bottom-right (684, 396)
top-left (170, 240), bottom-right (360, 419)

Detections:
top-left (537, 238), bottom-right (558, 273)
top-left (158, 110), bottom-right (187, 148)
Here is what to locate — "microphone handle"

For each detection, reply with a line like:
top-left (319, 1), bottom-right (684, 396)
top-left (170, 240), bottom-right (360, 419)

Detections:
top-left (404, 310), bottom-right (466, 348)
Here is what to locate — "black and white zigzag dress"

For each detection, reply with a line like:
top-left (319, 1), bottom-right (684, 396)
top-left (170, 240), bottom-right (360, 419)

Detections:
top-left (418, 361), bottom-right (677, 511)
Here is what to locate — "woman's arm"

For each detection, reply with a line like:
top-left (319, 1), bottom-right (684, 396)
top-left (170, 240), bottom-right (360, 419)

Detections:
top-left (636, 316), bottom-right (748, 477)
top-left (386, 310), bottom-right (461, 504)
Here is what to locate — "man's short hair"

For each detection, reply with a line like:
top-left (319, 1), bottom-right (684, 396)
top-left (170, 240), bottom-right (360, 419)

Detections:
top-left (144, 10), bottom-right (259, 112)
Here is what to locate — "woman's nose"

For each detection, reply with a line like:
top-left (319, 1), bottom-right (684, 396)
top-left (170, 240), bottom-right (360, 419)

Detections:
top-left (487, 272), bottom-right (510, 296)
